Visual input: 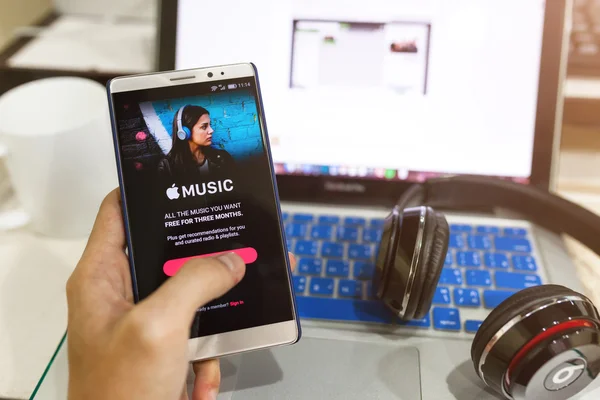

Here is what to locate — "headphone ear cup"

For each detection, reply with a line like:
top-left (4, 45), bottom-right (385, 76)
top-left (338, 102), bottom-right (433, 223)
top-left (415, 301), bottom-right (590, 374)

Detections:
top-left (372, 206), bottom-right (402, 302)
top-left (405, 208), bottom-right (449, 320)
top-left (471, 284), bottom-right (575, 368)
top-left (471, 284), bottom-right (600, 399)
top-left (177, 127), bottom-right (191, 141)
top-left (374, 206), bottom-right (449, 321)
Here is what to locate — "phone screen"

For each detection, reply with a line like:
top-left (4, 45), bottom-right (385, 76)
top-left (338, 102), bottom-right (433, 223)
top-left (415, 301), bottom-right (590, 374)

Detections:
top-left (110, 75), bottom-right (295, 338)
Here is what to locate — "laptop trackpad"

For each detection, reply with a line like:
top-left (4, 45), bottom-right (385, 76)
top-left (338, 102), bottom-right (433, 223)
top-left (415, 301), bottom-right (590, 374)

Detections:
top-left (220, 337), bottom-right (422, 399)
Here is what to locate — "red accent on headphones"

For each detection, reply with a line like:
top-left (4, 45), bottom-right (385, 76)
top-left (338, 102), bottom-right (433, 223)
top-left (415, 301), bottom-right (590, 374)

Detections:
top-left (504, 319), bottom-right (596, 389)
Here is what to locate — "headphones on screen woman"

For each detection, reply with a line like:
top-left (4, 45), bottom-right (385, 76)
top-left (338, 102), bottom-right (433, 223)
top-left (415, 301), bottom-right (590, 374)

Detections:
top-left (373, 174), bottom-right (600, 400)
top-left (176, 105), bottom-right (192, 140)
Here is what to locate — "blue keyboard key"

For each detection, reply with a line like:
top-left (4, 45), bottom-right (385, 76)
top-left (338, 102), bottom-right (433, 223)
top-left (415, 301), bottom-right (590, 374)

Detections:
top-left (337, 226), bottom-right (359, 241)
top-left (348, 244), bottom-right (373, 260)
top-left (311, 225), bottom-right (333, 240)
top-left (484, 252), bottom-right (509, 269)
top-left (318, 215), bottom-right (340, 224)
top-left (286, 237), bottom-right (294, 249)
top-left (512, 255), bottom-right (537, 271)
top-left (453, 288), bottom-right (481, 307)
top-left (440, 268), bottom-right (463, 285)
top-left (467, 234), bottom-right (492, 250)
top-left (363, 228), bottom-right (382, 242)
top-left (495, 237), bottom-right (531, 253)
top-left (483, 289), bottom-right (517, 308)
top-left (295, 296), bottom-right (394, 323)
top-left (293, 276), bottom-right (306, 294)
top-left (344, 216), bottom-right (366, 226)
top-left (309, 277), bottom-right (334, 296)
top-left (282, 212), bottom-right (289, 221)
top-left (449, 233), bottom-right (466, 248)
top-left (400, 313), bottom-right (431, 328)
top-left (450, 224), bottom-right (472, 233)
top-left (293, 213), bottom-right (314, 223)
top-left (465, 320), bottom-right (483, 333)
top-left (321, 242), bottom-right (344, 258)
top-left (495, 271), bottom-right (541, 289)
top-left (433, 307), bottom-right (461, 331)
top-left (298, 258), bottom-right (322, 275)
top-left (285, 223), bottom-right (307, 238)
top-left (295, 240), bottom-right (318, 256)
top-left (370, 219), bottom-right (385, 227)
top-left (456, 251), bottom-right (481, 267)
top-left (444, 251), bottom-right (453, 266)
top-left (338, 279), bottom-right (362, 297)
top-left (476, 226), bottom-right (500, 235)
top-left (354, 262), bottom-right (375, 279)
top-left (433, 287), bottom-right (451, 305)
top-left (326, 260), bottom-right (350, 277)
top-left (465, 270), bottom-right (492, 287)
top-left (503, 227), bottom-right (527, 236)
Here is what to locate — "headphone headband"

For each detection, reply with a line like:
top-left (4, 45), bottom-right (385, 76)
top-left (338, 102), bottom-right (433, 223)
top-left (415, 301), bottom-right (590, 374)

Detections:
top-left (409, 175), bottom-right (600, 256)
top-left (176, 105), bottom-right (191, 141)
top-left (176, 105), bottom-right (186, 132)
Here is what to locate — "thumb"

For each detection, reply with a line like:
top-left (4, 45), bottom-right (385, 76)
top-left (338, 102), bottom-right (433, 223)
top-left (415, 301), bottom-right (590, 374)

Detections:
top-left (140, 252), bottom-right (246, 326)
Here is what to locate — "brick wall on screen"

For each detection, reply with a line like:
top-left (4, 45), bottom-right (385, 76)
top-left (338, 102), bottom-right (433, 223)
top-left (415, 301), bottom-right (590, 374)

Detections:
top-left (117, 103), bottom-right (164, 172)
top-left (152, 89), bottom-right (262, 160)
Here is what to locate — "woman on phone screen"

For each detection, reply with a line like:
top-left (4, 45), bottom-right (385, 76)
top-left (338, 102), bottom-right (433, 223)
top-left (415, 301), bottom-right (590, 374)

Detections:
top-left (157, 105), bottom-right (234, 182)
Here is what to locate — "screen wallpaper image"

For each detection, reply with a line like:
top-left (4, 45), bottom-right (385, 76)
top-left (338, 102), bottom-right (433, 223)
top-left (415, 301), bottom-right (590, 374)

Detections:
top-left (111, 77), bottom-right (294, 338)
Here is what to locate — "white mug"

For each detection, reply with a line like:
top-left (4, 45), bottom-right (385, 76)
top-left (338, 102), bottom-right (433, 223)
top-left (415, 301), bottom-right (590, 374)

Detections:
top-left (0, 77), bottom-right (118, 237)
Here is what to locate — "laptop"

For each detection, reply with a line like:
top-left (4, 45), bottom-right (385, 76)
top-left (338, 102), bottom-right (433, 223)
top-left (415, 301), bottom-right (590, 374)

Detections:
top-left (29, 0), bottom-right (600, 399)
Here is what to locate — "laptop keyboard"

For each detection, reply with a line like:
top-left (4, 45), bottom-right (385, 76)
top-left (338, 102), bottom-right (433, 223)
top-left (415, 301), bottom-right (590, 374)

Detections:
top-left (282, 209), bottom-right (545, 335)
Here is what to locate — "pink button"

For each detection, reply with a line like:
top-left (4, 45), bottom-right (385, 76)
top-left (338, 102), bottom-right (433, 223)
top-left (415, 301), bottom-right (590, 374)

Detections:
top-left (163, 247), bottom-right (258, 276)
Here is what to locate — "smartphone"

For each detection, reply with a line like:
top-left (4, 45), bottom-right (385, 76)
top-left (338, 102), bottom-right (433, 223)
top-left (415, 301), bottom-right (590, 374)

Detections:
top-left (106, 62), bottom-right (300, 361)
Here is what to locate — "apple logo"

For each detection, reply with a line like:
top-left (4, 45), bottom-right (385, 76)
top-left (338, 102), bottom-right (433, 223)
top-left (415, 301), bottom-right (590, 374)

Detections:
top-left (166, 184), bottom-right (180, 200)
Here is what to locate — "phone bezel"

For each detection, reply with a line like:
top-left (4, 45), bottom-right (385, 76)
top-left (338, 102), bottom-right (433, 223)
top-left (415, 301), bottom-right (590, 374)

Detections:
top-left (106, 62), bottom-right (301, 362)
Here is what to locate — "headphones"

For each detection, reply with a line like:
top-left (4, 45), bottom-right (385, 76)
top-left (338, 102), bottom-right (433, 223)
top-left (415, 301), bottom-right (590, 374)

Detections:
top-left (176, 105), bottom-right (191, 140)
top-left (372, 174), bottom-right (600, 400)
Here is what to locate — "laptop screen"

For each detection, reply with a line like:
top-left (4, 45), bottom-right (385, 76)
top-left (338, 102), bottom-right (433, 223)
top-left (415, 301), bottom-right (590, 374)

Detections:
top-left (174, 0), bottom-right (546, 184)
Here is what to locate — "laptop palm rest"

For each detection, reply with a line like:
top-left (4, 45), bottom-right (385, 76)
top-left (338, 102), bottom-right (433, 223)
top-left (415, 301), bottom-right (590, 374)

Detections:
top-left (217, 337), bottom-right (422, 399)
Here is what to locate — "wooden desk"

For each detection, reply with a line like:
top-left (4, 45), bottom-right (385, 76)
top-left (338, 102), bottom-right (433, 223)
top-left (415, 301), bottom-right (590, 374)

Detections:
top-left (562, 77), bottom-right (600, 150)
top-left (558, 79), bottom-right (600, 299)
top-left (556, 150), bottom-right (600, 306)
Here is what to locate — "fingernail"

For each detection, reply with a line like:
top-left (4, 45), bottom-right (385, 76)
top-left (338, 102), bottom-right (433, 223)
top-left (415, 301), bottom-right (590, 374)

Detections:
top-left (207, 388), bottom-right (218, 400)
top-left (217, 252), bottom-right (241, 272)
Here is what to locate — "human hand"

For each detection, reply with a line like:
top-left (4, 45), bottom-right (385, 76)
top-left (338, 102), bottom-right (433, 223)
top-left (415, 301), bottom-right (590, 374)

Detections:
top-left (65, 189), bottom-right (296, 400)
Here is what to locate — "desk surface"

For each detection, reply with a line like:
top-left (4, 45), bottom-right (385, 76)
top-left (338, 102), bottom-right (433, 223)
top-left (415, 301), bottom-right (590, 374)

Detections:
top-left (1, 149), bottom-right (600, 400)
